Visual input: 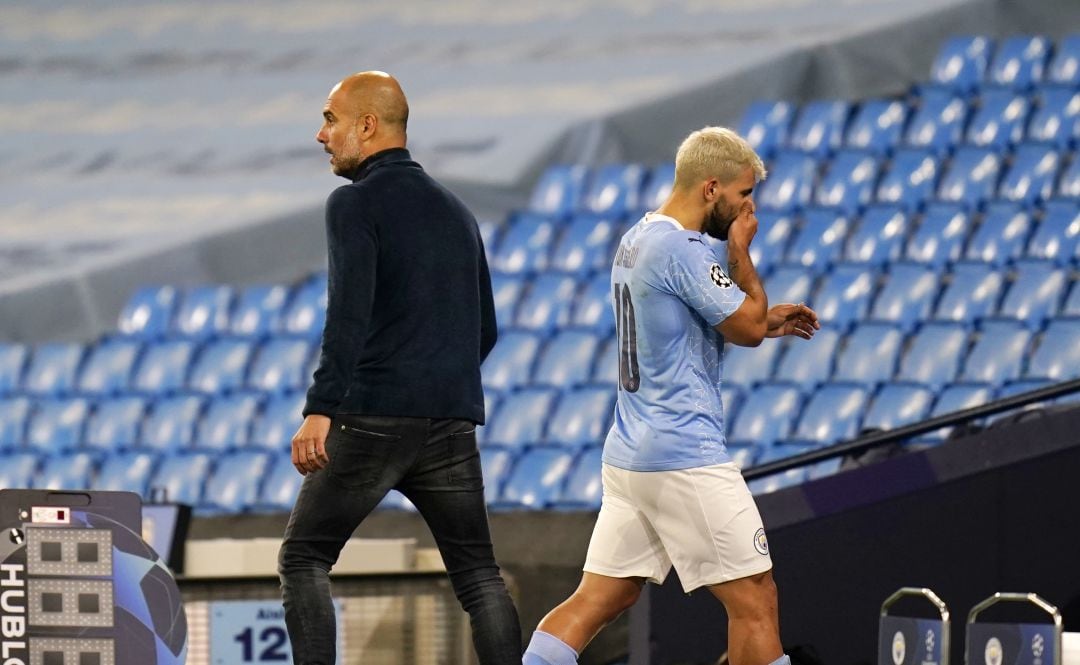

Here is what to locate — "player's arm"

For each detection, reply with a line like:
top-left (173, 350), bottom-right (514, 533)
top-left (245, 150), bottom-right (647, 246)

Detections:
top-left (715, 203), bottom-right (768, 347)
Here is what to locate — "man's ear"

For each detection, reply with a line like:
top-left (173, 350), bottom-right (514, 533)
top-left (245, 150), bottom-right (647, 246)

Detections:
top-left (360, 113), bottom-right (378, 138)
top-left (703, 178), bottom-right (720, 202)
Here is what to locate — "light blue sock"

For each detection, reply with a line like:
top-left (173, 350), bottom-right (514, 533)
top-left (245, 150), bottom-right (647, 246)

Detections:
top-left (522, 630), bottom-right (578, 665)
top-left (768, 655), bottom-right (792, 665)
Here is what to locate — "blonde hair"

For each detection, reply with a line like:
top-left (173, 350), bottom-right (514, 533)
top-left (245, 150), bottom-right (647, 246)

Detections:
top-left (673, 126), bottom-right (767, 189)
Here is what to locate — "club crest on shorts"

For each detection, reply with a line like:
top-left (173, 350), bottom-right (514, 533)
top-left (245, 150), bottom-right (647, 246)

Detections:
top-left (710, 263), bottom-right (733, 288)
top-left (892, 630), bottom-right (906, 665)
top-left (753, 527), bottom-right (769, 555)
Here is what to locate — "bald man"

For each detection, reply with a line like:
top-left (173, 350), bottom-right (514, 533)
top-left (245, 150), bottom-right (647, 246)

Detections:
top-left (278, 72), bottom-right (521, 665)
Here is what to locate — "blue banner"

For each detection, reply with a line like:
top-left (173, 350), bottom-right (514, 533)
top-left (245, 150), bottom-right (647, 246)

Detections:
top-left (210, 599), bottom-right (343, 665)
top-left (967, 623), bottom-right (1057, 665)
top-left (879, 616), bottom-right (946, 665)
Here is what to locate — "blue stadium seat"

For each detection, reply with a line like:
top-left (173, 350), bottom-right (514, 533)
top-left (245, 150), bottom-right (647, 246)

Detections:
top-left (844, 206), bottom-right (907, 266)
top-left (773, 329), bottom-right (841, 391)
top-left (481, 331), bottom-right (542, 391)
top-left (832, 323), bottom-right (904, 385)
top-left (765, 266), bottom-right (815, 305)
top-left (490, 272), bottom-right (525, 328)
top-left (570, 273), bottom-right (615, 333)
top-left (173, 286), bottom-right (234, 339)
top-left (727, 382), bottom-right (804, 447)
top-left (896, 323), bottom-right (969, 389)
top-left (26, 398), bottom-right (89, 453)
top-left (784, 210), bottom-right (850, 272)
top-left (545, 387), bottom-right (614, 448)
top-left (77, 339), bottom-right (142, 396)
top-left (202, 451), bottom-right (271, 514)
top-left (247, 338), bottom-right (312, 393)
top-left (748, 212), bottom-right (796, 277)
top-left (83, 396), bottom-right (146, 453)
top-left (591, 335), bottom-right (618, 386)
top-left (870, 263), bottom-right (941, 331)
top-left (929, 36), bottom-right (993, 93)
top-left (1059, 157), bottom-right (1080, 198)
top-left (1025, 318), bottom-right (1080, 381)
top-left (549, 213), bottom-right (620, 275)
top-left (965, 89), bottom-right (1030, 149)
top-left (934, 262), bottom-right (1005, 323)
top-left (844, 100), bottom-right (909, 154)
top-left (1026, 87), bottom-right (1080, 148)
top-left (252, 452), bottom-right (302, 511)
top-left (484, 388), bottom-right (558, 449)
top-left (739, 101), bottom-right (796, 159)
top-left (1065, 281), bottom-right (1080, 317)
top-left (496, 447), bottom-right (574, 510)
top-left (725, 342), bottom-right (784, 390)
top-left (529, 165), bottom-right (588, 217)
top-left (998, 260), bottom-right (1067, 328)
top-left (514, 274), bottom-right (578, 332)
top-left (148, 452), bottom-right (212, 506)
top-left (230, 284), bottom-right (289, 337)
top-left (36, 452), bottom-right (95, 491)
top-left (787, 101), bottom-right (850, 157)
top-left (280, 275), bottom-right (327, 338)
top-left (904, 89), bottom-right (969, 153)
top-left (814, 151), bottom-right (880, 214)
top-left (904, 204), bottom-right (969, 267)
top-left (876, 149), bottom-right (940, 211)
top-left (811, 264), bottom-right (876, 330)
top-left (959, 320), bottom-right (1033, 384)
top-left (998, 144), bottom-right (1061, 206)
top-left (118, 285), bottom-right (177, 339)
top-left (187, 338), bottom-right (255, 394)
top-left (721, 385), bottom-right (743, 426)
top-left (986, 35), bottom-right (1050, 90)
top-left (0, 452), bottom-right (39, 490)
top-left (131, 339), bottom-right (196, 394)
top-left (478, 218), bottom-right (501, 251)
top-left (639, 163), bottom-right (676, 212)
top-left (248, 391), bottom-right (305, 452)
top-left (756, 151), bottom-right (817, 213)
top-left (479, 447), bottom-right (515, 504)
top-left (139, 395), bottom-right (205, 451)
top-left (965, 202), bottom-right (1033, 265)
top-left (24, 343), bottom-right (84, 397)
top-left (533, 331), bottom-right (602, 388)
top-left (727, 444), bottom-right (757, 470)
top-left (747, 460), bottom-right (809, 496)
top-left (916, 382), bottom-right (995, 444)
top-left (1026, 201), bottom-right (1080, 264)
top-left (862, 384), bottom-right (935, 433)
top-left (581, 164), bottom-right (646, 216)
top-left (0, 343), bottom-right (27, 396)
top-left (0, 397), bottom-right (31, 450)
top-left (555, 446), bottom-right (604, 509)
top-left (93, 451), bottom-right (158, 496)
top-left (792, 383), bottom-right (870, 445)
top-left (491, 212), bottom-right (558, 274)
top-left (937, 147), bottom-right (1003, 209)
top-left (194, 393), bottom-right (261, 452)
top-left (1047, 35), bottom-right (1080, 86)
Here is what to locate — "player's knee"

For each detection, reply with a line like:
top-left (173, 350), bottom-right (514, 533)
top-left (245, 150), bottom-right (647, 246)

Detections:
top-left (719, 572), bottom-right (778, 622)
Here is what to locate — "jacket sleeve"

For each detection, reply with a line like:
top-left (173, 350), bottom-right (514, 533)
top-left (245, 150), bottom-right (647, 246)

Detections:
top-left (477, 234), bottom-right (498, 362)
top-left (303, 185), bottom-right (378, 417)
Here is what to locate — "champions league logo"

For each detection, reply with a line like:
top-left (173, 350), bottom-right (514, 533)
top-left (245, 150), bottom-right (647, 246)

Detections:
top-left (985, 637), bottom-right (1003, 665)
top-left (892, 631), bottom-right (906, 665)
top-left (709, 263), bottom-right (733, 288)
top-left (925, 628), bottom-right (936, 663)
top-left (1033, 633), bottom-right (1045, 665)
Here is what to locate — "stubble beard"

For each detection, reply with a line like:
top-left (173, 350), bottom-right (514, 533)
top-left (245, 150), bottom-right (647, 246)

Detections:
top-left (703, 198), bottom-right (739, 241)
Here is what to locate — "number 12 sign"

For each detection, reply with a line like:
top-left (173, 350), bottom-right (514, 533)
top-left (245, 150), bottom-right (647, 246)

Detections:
top-left (209, 599), bottom-right (344, 664)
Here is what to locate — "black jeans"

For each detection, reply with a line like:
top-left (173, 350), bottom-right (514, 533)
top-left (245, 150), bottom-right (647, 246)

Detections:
top-left (278, 415), bottom-right (521, 665)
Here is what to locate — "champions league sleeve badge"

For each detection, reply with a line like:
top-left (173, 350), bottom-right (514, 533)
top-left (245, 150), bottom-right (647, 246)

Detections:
top-left (709, 263), bottom-right (734, 288)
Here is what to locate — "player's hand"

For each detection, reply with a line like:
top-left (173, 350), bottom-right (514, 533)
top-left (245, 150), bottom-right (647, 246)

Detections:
top-left (727, 200), bottom-right (759, 249)
top-left (292, 414), bottom-right (332, 475)
top-left (765, 303), bottom-right (820, 339)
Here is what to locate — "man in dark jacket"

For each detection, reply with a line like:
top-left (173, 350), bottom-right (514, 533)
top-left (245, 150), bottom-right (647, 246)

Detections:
top-left (278, 71), bottom-right (521, 665)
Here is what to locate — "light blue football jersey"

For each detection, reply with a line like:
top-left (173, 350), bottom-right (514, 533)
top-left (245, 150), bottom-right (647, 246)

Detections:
top-left (602, 213), bottom-right (746, 471)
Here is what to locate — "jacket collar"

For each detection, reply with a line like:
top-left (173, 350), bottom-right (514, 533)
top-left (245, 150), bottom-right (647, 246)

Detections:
top-left (351, 147), bottom-right (412, 182)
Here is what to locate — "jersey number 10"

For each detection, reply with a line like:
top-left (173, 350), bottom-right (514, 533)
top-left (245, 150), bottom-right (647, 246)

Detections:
top-left (613, 282), bottom-right (640, 392)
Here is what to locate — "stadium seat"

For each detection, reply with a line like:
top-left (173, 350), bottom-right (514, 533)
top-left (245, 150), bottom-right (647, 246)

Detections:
top-left (0, 343), bottom-right (27, 396)
top-left (862, 384), bottom-right (936, 432)
top-left (581, 164), bottom-right (646, 216)
top-left (1065, 281), bottom-right (1080, 317)
top-left (0, 397), bottom-right (31, 450)
top-left (24, 342), bottom-right (84, 396)
top-left (484, 388), bottom-right (558, 449)
top-left (784, 210), bottom-right (850, 272)
top-left (765, 266), bottom-right (815, 305)
top-left (555, 446), bottom-right (604, 509)
top-left (917, 382), bottom-right (995, 444)
top-left (173, 285), bottom-right (234, 339)
top-left (725, 341), bottom-right (784, 389)
top-left (549, 213), bottom-right (620, 275)
top-left (739, 101), bottom-right (796, 159)
top-left (77, 338), bottom-right (142, 395)
top-left (148, 452), bottom-right (212, 506)
top-left (965, 89), bottom-right (1030, 149)
top-left (727, 444), bottom-right (757, 470)
top-left (929, 35), bottom-right (993, 93)
top-left (496, 447), bottom-right (575, 510)
top-left (721, 385), bottom-right (743, 426)
top-left (998, 260), bottom-right (1067, 328)
top-left (280, 274), bottom-right (327, 338)
top-left (118, 285), bottom-right (177, 339)
top-left (773, 328), bottom-right (841, 391)
top-left (844, 206), bottom-right (907, 266)
top-left (491, 212), bottom-right (558, 274)
top-left (25, 398), bottom-right (89, 453)
top-left (1059, 157), bottom-right (1080, 198)
top-left (875, 148), bottom-right (940, 211)
top-left (514, 274), bottom-right (578, 332)
top-left (230, 284), bottom-right (289, 337)
top-left (188, 338), bottom-right (255, 394)
top-left (792, 383), bottom-right (870, 445)
top-left (545, 387), bottom-right (614, 448)
top-left (93, 451), bottom-right (158, 496)
top-left (1025, 318), bottom-right (1080, 381)
top-left (533, 331), bottom-right (602, 388)
top-left (748, 212), bottom-right (796, 276)
top-left (832, 323), bottom-right (904, 385)
top-left (965, 202), bottom-right (1033, 265)
top-left (570, 272), bottom-right (615, 333)
top-left (1047, 35), bottom-right (1080, 86)
top-left (481, 330), bottom-right (542, 391)
top-left (1026, 200), bottom-right (1080, 265)
top-left (904, 88), bottom-right (969, 153)
top-left (811, 264), bottom-right (876, 330)
top-left (756, 151), bottom-right (817, 213)
top-left (193, 393), bottom-right (261, 452)
top-left (986, 35), bottom-right (1050, 89)
top-left (904, 204), bottom-right (969, 267)
top-left (131, 339), bottom-right (196, 394)
top-left (139, 395), bottom-right (205, 451)
top-left (748, 463), bottom-right (809, 496)
top-left (998, 144), bottom-right (1061, 206)
top-left (528, 165), bottom-right (588, 217)
top-left (844, 100), bottom-right (909, 154)
top-left (36, 452), bottom-right (95, 491)
top-left (937, 147), bottom-right (1003, 209)
top-left (814, 151), bottom-right (880, 214)
top-left (252, 452), bottom-right (303, 511)
top-left (490, 272), bottom-right (525, 328)
top-left (247, 337), bottom-right (312, 392)
top-left (870, 263), bottom-right (941, 331)
top-left (1025, 87), bottom-right (1080, 148)
top-left (0, 452), bottom-right (39, 490)
top-left (727, 382), bottom-right (804, 447)
top-left (83, 396), bottom-right (147, 453)
top-left (959, 320), bottom-right (1033, 384)
top-left (248, 391), bottom-right (306, 452)
top-left (202, 451), bottom-right (271, 514)
top-left (934, 262), bottom-right (1006, 323)
top-left (479, 447), bottom-right (515, 504)
top-left (787, 100), bottom-right (850, 157)
top-left (639, 162), bottom-right (676, 212)
top-left (896, 322), bottom-right (969, 389)
top-left (591, 335), bottom-right (618, 386)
